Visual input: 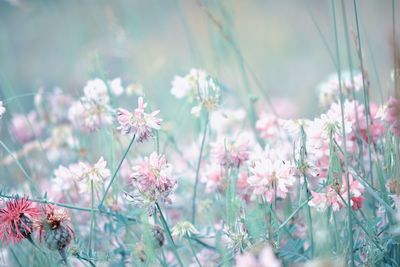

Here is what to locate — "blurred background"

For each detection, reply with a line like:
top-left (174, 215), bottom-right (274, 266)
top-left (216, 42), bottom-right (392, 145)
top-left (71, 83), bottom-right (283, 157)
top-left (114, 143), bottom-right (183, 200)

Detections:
top-left (0, 0), bottom-right (398, 118)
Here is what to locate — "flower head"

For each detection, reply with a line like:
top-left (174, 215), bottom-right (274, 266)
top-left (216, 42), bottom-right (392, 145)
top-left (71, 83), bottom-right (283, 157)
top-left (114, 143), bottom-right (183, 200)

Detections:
top-left (172, 221), bottom-right (199, 239)
top-left (171, 69), bottom-right (221, 117)
top-left (54, 157), bottom-right (111, 193)
top-left (235, 245), bottom-right (281, 267)
top-left (256, 112), bottom-right (280, 140)
top-left (117, 97), bottom-right (162, 142)
top-left (108, 78), bottom-right (124, 96)
top-left (34, 205), bottom-right (74, 255)
top-left (68, 78), bottom-right (113, 132)
top-left (0, 197), bottom-right (39, 244)
top-left (211, 134), bottom-right (250, 168)
top-left (10, 111), bottom-right (45, 143)
top-left (126, 152), bottom-right (177, 213)
top-left (247, 158), bottom-right (295, 203)
top-left (382, 97), bottom-right (400, 136)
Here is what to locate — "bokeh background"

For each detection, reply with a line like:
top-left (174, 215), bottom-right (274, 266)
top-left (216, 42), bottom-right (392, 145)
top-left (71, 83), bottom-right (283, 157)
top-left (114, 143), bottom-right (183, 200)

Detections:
top-left (0, 0), bottom-right (398, 119)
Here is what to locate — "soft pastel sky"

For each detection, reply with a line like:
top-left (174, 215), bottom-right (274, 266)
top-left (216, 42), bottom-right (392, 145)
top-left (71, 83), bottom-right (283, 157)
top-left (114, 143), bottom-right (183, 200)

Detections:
top-left (0, 0), bottom-right (397, 118)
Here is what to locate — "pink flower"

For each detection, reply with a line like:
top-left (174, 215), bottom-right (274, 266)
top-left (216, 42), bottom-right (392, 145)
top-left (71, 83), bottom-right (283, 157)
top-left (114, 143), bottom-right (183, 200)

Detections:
top-left (10, 111), bottom-right (45, 143)
top-left (47, 89), bottom-right (73, 123)
top-left (235, 245), bottom-right (281, 267)
top-left (383, 97), bottom-right (400, 136)
top-left (256, 112), bottom-right (280, 139)
top-left (201, 164), bottom-right (226, 193)
top-left (309, 174), bottom-right (365, 212)
top-left (308, 189), bottom-right (342, 212)
top-left (211, 134), bottom-right (250, 167)
top-left (247, 158), bottom-right (295, 202)
top-left (127, 152), bottom-right (177, 210)
top-left (68, 79), bottom-right (113, 132)
top-left (117, 97), bottom-right (162, 142)
top-left (0, 197), bottom-right (39, 244)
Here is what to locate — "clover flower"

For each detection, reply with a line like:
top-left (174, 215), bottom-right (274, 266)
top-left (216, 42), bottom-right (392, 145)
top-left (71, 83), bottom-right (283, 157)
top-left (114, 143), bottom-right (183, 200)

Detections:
top-left (247, 158), bottom-right (295, 203)
top-left (54, 157), bottom-right (111, 193)
top-left (235, 245), bottom-right (281, 267)
top-left (117, 97), bottom-right (162, 143)
top-left (308, 174), bottom-right (365, 212)
top-left (170, 68), bottom-right (221, 117)
top-left (68, 78), bottom-right (113, 132)
top-left (10, 111), bottom-right (45, 144)
top-left (382, 97), bottom-right (400, 137)
top-left (211, 133), bottom-right (250, 168)
top-left (171, 221), bottom-right (199, 239)
top-left (125, 152), bottom-right (177, 214)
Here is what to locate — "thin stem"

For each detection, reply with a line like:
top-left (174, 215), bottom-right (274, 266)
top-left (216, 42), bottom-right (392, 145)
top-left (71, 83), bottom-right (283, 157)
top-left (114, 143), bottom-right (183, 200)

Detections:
top-left (187, 234), bottom-right (202, 267)
top-left (0, 140), bottom-right (39, 195)
top-left (277, 199), bottom-right (309, 232)
top-left (99, 134), bottom-right (136, 208)
top-left (353, 0), bottom-right (374, 184)
top-left (0, 193), bottom-right (137, 222)
top-left (393, 0), bottom-right (398, 96)
top-left (156, 203), bottom-right (184, 267)
top-left (331, 1), bottom-right (354, 266)
top-left (191, 115), bottom-right (208, 224)
top-left (88, 180), bottom-right (95, 257)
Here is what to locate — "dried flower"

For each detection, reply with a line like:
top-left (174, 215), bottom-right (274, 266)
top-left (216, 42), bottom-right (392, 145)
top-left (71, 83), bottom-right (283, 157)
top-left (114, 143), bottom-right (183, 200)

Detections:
top-left (35, 206), bottom-right (74, 262)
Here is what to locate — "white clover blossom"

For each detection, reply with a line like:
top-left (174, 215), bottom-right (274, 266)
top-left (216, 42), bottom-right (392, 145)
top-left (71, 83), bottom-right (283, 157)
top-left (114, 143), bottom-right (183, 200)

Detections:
top-left (171, 221), bottom-right (199, 239)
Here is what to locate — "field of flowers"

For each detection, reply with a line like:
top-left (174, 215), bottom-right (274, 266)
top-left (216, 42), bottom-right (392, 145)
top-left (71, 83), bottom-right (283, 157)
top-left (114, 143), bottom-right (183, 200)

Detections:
top-left (0, 0), bottom-right (400, 266)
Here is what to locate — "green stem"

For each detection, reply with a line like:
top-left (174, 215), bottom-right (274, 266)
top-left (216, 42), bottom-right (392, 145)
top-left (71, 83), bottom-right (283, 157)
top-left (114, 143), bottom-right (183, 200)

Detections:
top-left (331, 1), bottom-right (354, 265)
top-left (191, 115), bottom-right (208, 224)
top-left (0, 140), bottom-right (39, 195)
top-left (353, 0), bottom-right (374, 186)
top-left (156, 203), bottom-right (184, 267)
top-left (187, 234), bottom-right (202, 267)
top-left (0, 193), bottom-right (137, 222)
top-left (88, 180), bottom-right (95, 256)
top-left (99, 134), bottom-right (136, 208)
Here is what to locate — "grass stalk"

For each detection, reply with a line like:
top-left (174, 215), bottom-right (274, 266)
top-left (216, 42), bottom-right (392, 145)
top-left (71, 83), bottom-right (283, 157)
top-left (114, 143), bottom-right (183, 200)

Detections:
top-left (330, 1), bottom-right (355, 265)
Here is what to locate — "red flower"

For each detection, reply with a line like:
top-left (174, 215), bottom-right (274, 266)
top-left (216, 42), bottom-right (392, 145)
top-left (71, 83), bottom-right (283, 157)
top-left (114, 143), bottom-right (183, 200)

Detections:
top-left (0, 197), bottom-right (39, 244)
top-left (351, 196), bottom-right (365, 211)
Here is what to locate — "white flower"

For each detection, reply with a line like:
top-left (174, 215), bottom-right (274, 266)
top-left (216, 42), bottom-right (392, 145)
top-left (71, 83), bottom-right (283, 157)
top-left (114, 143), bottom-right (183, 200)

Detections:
top-left (83, 78), bottom-right (109, 105)
top-left (108, 78), bottom-right (124, 96)
top-left (171, 75), bottom-right (191, 99)
top-left (171, 221), bottom-right (199, 239)
top-left (0, 101), bottom-right (5, 118)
